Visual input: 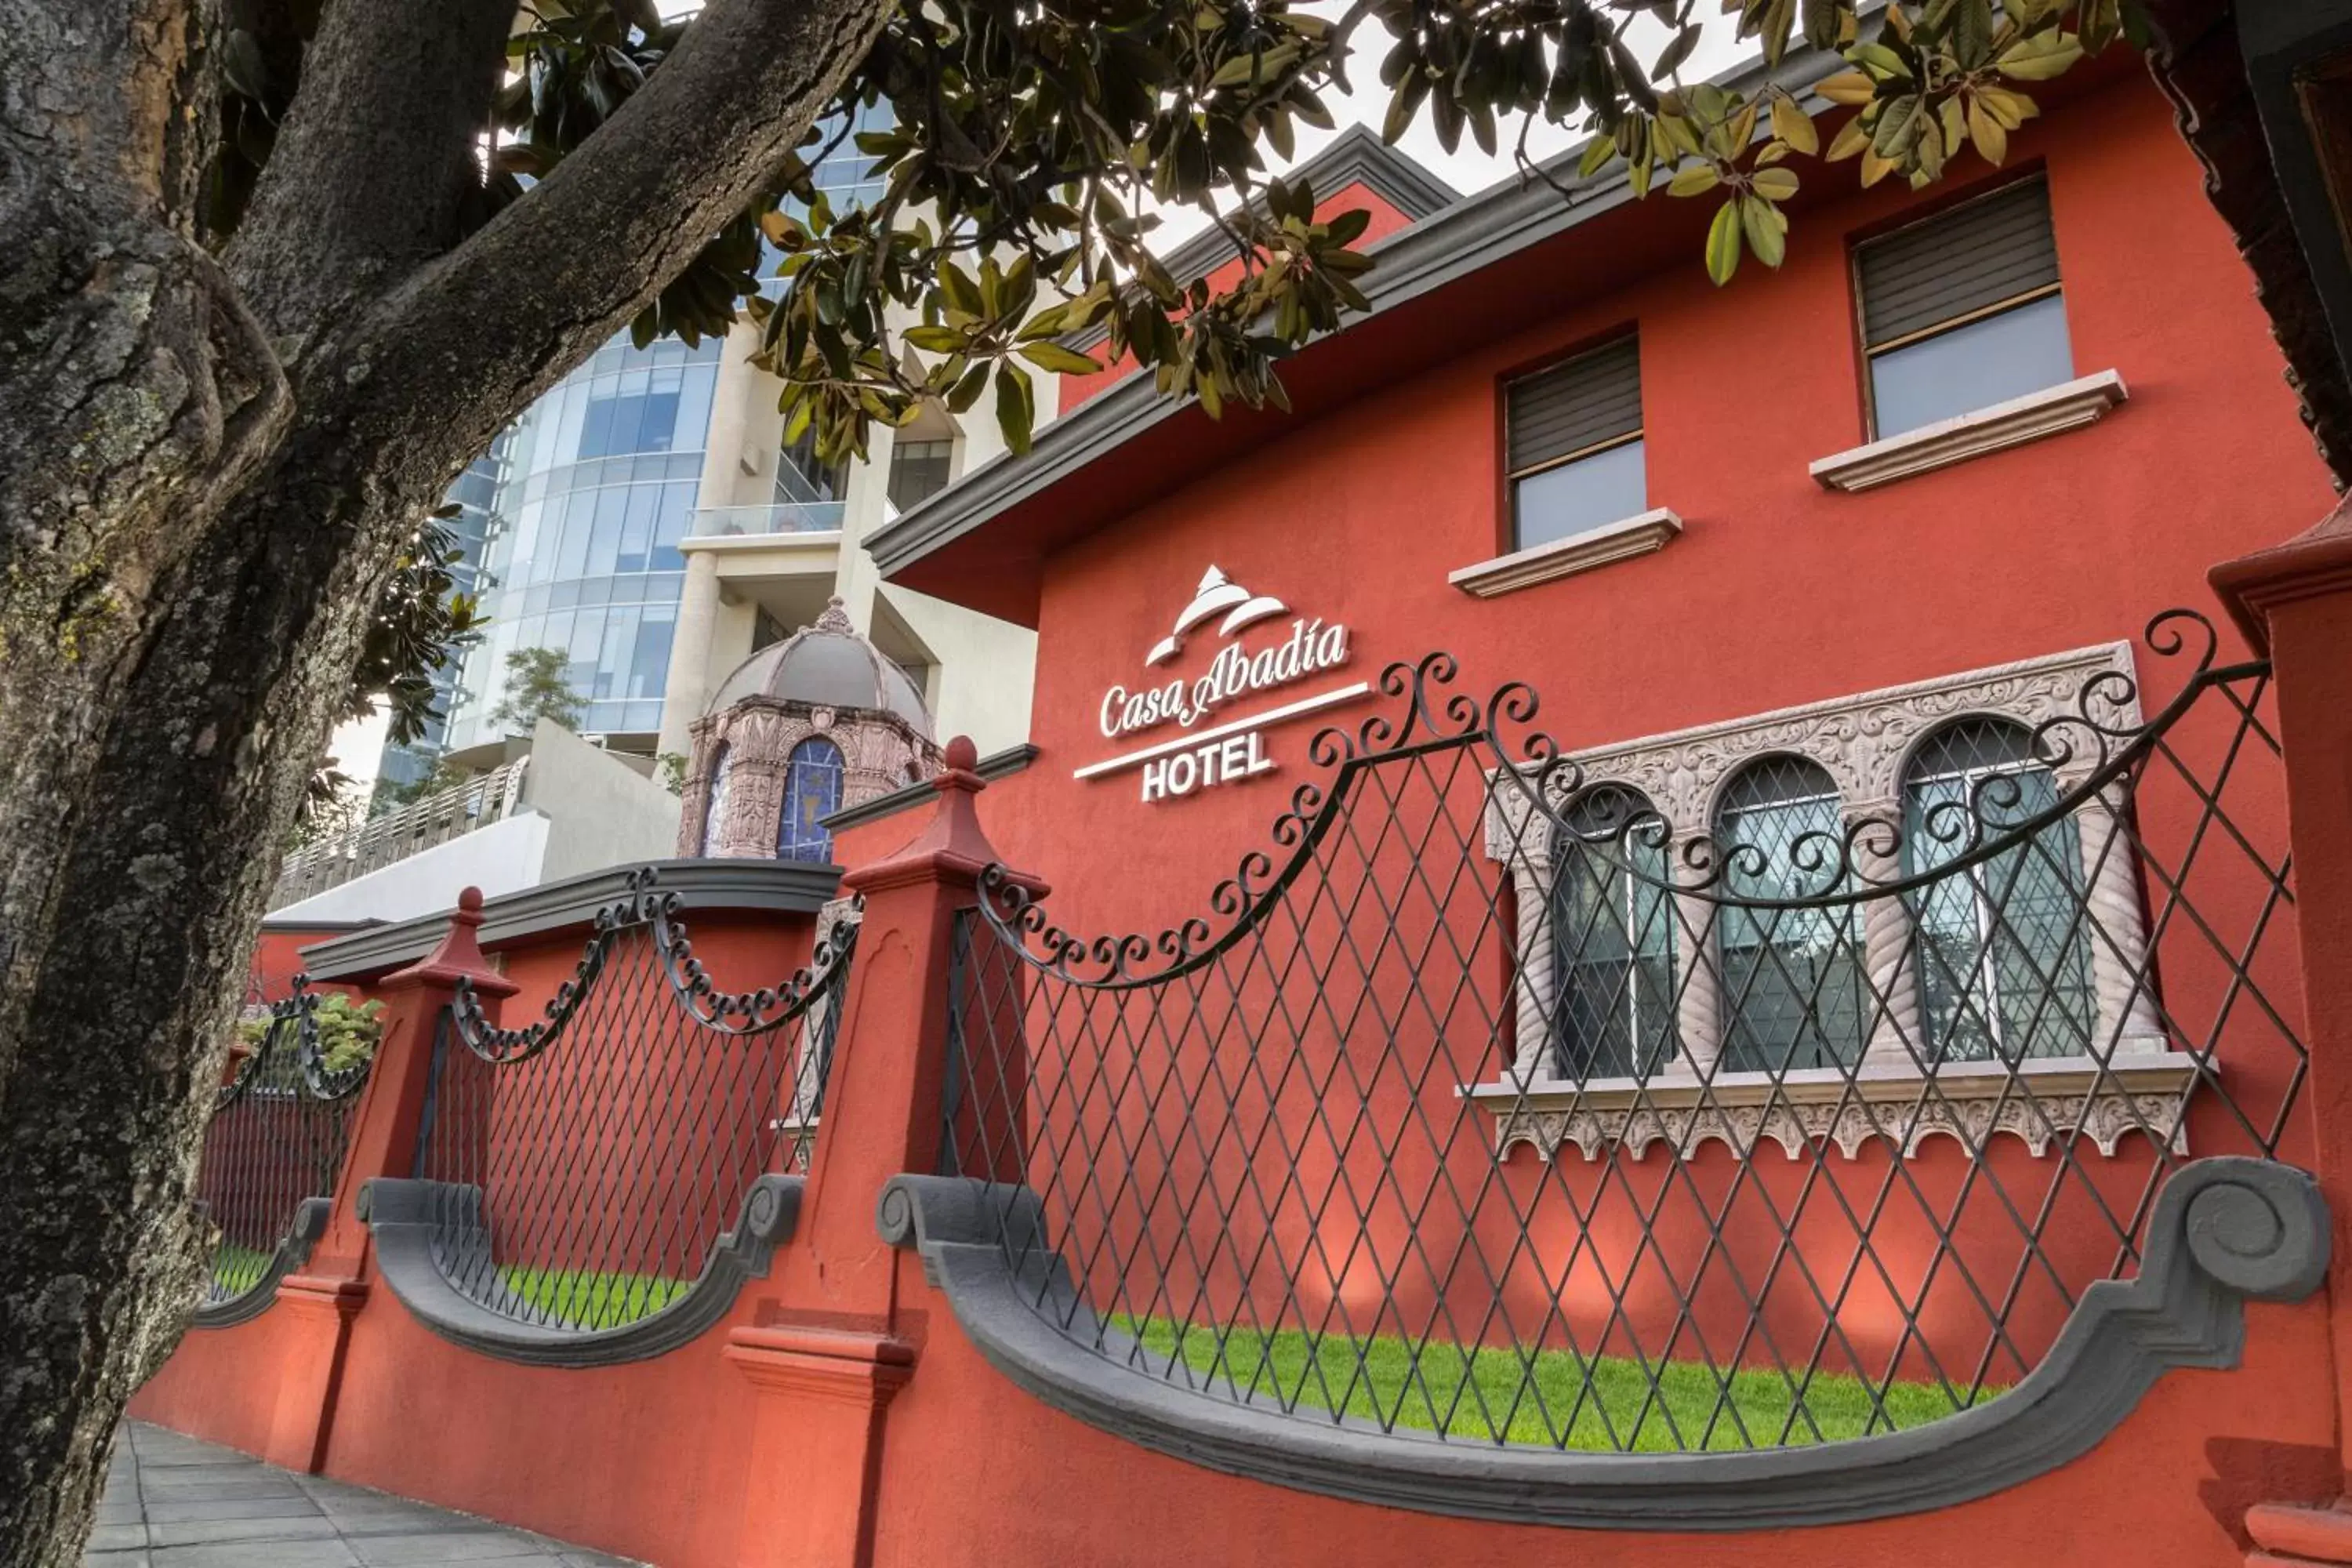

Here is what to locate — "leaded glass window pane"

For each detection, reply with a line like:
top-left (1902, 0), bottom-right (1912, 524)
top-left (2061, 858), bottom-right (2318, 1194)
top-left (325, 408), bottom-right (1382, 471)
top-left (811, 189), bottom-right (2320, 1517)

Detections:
top-left (1901, 718), bottom-right (2096, 1063)
top-left (780, 738), bottom-right (844, 862)
top-left (1715, 757), bottom-right (1867, 1071)
top-left (1549, 786), bottom-right (1677, 1080)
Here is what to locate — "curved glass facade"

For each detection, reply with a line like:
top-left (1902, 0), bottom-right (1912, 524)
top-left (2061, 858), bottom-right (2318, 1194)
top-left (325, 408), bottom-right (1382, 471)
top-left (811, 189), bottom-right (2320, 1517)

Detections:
top-left (447, 336), bottom-right (720, 750)
top-left (434, 106), bottom-right (894, 762)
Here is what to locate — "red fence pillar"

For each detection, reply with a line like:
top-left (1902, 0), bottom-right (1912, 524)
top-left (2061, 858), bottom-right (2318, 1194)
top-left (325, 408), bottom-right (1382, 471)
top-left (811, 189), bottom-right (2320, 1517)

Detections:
top-left (726, 738), bottom-right (1023, 1568)
top-left (2213, 497), bottom-right (2352, 1474)
top-left (260, 887), bottom-right (516, 1473)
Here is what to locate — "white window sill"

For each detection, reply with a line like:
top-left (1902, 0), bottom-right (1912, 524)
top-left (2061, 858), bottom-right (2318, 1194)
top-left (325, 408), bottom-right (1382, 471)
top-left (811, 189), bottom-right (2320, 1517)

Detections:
top-left (1810, 370), bottom-right (2129, 493)
top-left (1460, 1048), bottom-right (2197, 1161)
top-left (1449, 508), bottom-right (1682, 598)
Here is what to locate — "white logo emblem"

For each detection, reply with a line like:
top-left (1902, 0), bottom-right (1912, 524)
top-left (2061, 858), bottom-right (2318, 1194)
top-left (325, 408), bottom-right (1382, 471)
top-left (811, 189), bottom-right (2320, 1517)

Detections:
top-left (1076, 567), bottom-right (1369, 803)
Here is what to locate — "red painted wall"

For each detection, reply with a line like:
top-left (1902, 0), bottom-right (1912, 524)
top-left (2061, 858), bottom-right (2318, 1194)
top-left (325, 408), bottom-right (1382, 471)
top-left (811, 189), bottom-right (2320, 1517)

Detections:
top-left (132, 71), bottom-right (2350, 1568)
top-left (985, 74), bottom-right (2334, 935)
top-left (934, 71), bottom-right (2332, 1393)
top-left (136, 904), bottom-right (825, 1568)
top-left (869, 1265), bottom-right (2340, 1566)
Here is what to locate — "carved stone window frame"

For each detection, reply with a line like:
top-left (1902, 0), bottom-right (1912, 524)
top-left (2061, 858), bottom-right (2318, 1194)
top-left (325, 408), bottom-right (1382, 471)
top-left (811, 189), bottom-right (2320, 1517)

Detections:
top-left (1474, 640), bottom-right (2199, 1161)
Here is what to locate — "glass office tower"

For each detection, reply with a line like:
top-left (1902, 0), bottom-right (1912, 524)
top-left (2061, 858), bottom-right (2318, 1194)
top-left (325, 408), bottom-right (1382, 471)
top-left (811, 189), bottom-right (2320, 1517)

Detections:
top-left (426, 106), bottom-right (895, 768)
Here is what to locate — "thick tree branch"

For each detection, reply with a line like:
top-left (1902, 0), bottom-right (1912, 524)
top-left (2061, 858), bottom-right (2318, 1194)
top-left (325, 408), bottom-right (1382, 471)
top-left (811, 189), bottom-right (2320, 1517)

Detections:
top-left (225, 0), bottom-right (513, 340)
top-left (361, 0), bottom-right (892, 460)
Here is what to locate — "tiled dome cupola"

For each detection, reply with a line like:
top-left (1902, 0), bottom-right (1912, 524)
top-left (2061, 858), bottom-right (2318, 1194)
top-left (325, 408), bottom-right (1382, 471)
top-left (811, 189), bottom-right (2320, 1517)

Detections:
top-left (677, 598), bottom-right (942, 862)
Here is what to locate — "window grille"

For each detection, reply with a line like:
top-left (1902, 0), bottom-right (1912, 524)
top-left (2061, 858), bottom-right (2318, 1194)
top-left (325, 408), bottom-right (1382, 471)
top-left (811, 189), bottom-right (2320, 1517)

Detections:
top-left (1901, 718), bottom-right (2099, 1062)
top-left (1714, 756), bottom-right (1868, 1070)
top-left (1550, 786), bottom-right (1677, 1078)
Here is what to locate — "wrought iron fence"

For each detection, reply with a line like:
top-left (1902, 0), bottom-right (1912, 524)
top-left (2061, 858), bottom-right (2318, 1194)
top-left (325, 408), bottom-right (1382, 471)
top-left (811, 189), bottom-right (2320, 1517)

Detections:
top-left (941, 611), bottom-right (2307, 1453)
top-left (416, 871), bottom-right (858, 1333)
top-left (194, 977), bottom-right (373, 1319)
top-left (270, 757), bottom-right (530, 911)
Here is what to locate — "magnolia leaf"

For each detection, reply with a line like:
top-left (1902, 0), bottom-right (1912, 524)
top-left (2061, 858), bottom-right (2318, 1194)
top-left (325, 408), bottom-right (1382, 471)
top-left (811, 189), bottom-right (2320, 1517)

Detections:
top-left (1826, 115), bottom-right (1874, 161)
top-left (1705, 198), bottom-right (1743, 285)
top-left (1667, 163), bottom-right (1722, 198)
top-left (1018, 342), bottom-right (1105, 375)
top-left (902, 325), bottom-right (967, 352)
top-left (1965, 98), bottom-right (2008, 163)
top-left (994, 362), bottom-right (1036, 455)
top-left (1740, 195), bottom-right (1787, 267)
top-left (1998, 34), bottom-right (2084, 79)
top-left (1769, 94), bottom-right (1820, 155)
top-left (1815, 70), bottom-right (1878, 106)
top-left (1750, 166), bottom-right (1799, 201)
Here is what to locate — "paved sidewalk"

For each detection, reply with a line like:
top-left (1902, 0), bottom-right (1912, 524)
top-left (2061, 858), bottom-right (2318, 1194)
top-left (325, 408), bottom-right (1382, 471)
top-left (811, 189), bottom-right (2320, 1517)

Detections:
top-left (88, 1423), bottom-right (646, 1567)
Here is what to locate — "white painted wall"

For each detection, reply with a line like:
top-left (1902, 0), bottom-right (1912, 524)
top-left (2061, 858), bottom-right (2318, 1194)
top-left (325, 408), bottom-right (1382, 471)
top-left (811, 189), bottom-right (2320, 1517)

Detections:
top-left (524, 719), bottom-right (684, 881)
top-left (271, 812), bottom-right (551, 924)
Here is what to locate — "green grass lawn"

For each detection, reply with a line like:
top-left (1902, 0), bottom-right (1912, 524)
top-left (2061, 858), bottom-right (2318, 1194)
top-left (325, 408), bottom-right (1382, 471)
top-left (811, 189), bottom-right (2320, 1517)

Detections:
top-left (1112, 1316), bottom-right (1998, 1450)
top-left (208, 1243), bottom-right (274, 1299)
top-left (494, 1266), bottom-right (691, 1329)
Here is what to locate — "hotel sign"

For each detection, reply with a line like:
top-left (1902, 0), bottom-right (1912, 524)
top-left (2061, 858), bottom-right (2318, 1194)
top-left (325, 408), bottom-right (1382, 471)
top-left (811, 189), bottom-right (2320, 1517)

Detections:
top-left (1075, 567), bottom-right (1369, 803)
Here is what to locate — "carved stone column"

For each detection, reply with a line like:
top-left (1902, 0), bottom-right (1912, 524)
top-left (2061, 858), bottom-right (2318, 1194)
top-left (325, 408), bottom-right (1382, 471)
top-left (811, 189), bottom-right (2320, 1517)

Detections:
top-left (2071, 779), bottom-right (2168, 1055)
top-left (1671, 889), bottom-right (1722, 1076)
top-left (1505, 840), bottom-right (1555, 1080)
top-left (1850, 800), bottom-right (1926, 1069)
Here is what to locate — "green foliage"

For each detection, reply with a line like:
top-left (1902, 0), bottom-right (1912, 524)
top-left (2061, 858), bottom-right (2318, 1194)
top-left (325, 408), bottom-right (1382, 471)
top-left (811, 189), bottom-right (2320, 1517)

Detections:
top-left (656, 752), bottom-right (690, 796)
top-left (209, 0), bottom-right (2129, 524)
top-left (369, 757), bottom-right (480, 818)
top-left (488, 646), bottom-right (587, 738)
top-left (300, 507), bottom-right (486, 820)
top-left (235, 994), bottom-right (384, 1080)
top-left (739, 0), bottom-right (2125, 462)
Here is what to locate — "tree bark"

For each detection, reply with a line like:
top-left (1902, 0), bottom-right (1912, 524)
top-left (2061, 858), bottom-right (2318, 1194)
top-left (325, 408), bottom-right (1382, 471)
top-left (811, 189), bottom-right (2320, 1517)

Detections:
top-left (0, 0), bottom-right (891, 1559)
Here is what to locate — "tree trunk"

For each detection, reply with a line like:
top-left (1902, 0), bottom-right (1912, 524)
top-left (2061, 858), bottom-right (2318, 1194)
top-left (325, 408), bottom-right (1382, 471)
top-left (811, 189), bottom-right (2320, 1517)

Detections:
top-left (0, 0), bottom-right (891, 1559)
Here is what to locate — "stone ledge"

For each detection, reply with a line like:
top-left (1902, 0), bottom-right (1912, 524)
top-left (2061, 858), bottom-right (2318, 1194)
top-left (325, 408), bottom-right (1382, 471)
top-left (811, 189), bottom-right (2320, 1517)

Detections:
top-left (1810, 371), bottom-right (2129, 493)
top-left (1461, 1051), bottom-right (2201, 1160)
top-left (1449, 509), bottom-right (1682, 598)
top-left (877, 1160), bottom-right (2328, 1529)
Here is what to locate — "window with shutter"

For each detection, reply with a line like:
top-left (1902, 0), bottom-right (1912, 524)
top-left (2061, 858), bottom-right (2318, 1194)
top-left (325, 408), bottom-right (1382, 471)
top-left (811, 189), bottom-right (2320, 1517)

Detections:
top-left (1855, 176), bottom-right (2074, 437)
top-left (1504, 337), bottom-right (1646, 550)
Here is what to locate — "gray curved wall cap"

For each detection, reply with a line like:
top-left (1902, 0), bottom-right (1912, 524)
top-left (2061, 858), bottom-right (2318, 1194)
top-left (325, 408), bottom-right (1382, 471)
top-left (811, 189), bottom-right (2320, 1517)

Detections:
top-left (190, 1196), bottom-right (332, 1331)
top-left (358, 1174), bottom-right (801, 1367)
top-left (877, 1157), bottom-right (2328, 1530)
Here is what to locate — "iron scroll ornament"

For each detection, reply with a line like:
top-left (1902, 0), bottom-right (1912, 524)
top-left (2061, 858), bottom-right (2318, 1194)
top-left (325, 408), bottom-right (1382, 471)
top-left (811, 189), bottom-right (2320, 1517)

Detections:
top-left (449, 866), bottom-right (864, 1060)
top-left (216, 974), bottom-right (373, 1108)
top-left (976, 609), bottom-right (2255, 989)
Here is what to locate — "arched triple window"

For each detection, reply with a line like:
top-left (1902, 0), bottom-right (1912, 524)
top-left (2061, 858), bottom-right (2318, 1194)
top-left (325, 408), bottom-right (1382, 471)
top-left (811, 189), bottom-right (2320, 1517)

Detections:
top-left (1901, 718), bottom-right (2096, 1063)
top-left (779, 737), bottom-right (845, 862)
top-left (1715, 757), bottom-right (1867, 1072)
top-left (1549, 786), bottom-right (1676, 1080)
top-left (699, 744), bottom-right (734, 856)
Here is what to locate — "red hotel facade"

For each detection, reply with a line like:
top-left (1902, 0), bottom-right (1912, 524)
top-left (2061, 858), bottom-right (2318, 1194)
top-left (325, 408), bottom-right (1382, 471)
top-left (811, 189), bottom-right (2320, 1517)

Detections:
top-left (129, 42), bottom-right (2352, 1568)
top-left (874, 64), bottom-right (2333, 922)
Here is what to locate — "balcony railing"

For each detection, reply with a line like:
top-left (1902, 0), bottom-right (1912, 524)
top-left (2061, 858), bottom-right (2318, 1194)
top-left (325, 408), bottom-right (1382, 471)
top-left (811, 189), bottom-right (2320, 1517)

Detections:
top-left (270, 759), bottom-right (530, 911)
top-left (688, 501), bottom-right (845, 539)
